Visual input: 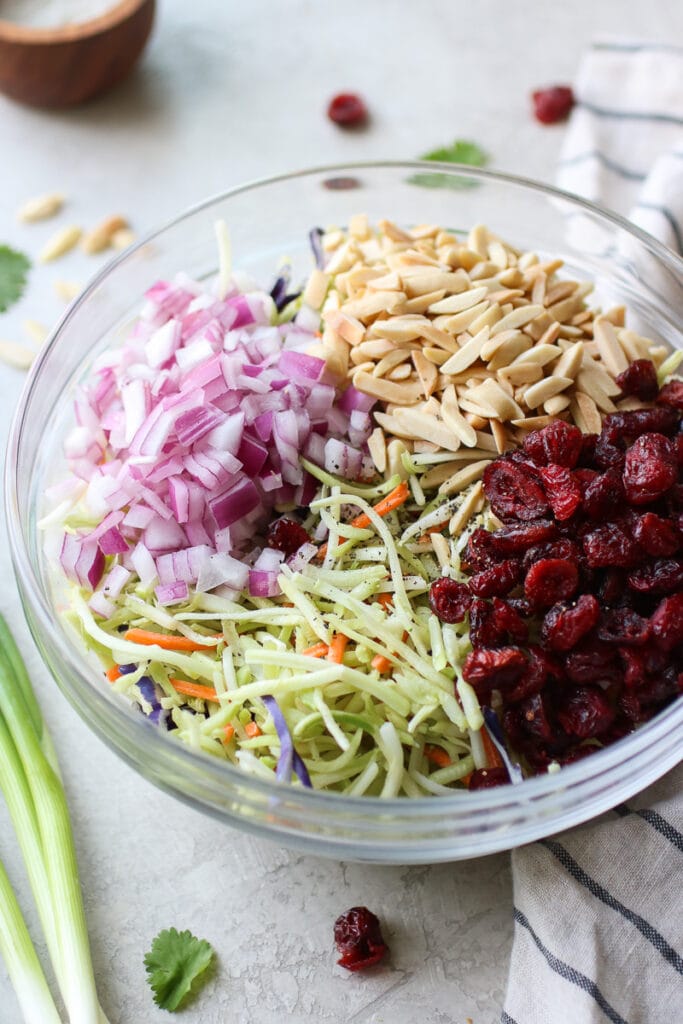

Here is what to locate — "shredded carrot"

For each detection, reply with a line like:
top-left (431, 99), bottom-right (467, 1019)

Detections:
top-left (371, 653), bottom-right (393, 674)
top-left (327, 634), bottom-right (348, 664)
top-left (244, 721), bottom-right (262, 739)
top-left (169, 678), bottom-right (220, 703)
top-left (481, 726), bottom-right (504, 770)
top-left (302, 641), bottom-right (329, 658)
top-left (424, 744), bottom-right (452, 769)
top-left (106, 665), bottom-right (122, 683)
top-left (124, 628), bottom-right (221, 652)
top-left (349, 481), bottom-right (410, 530)
top-left (375, 592), bottom-right (394, 611)
top-left (222, 723), bottom-right (235, 743)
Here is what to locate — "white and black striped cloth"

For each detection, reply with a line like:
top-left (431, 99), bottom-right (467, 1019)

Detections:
top-left (502, 40), bottom-right (683, 1024)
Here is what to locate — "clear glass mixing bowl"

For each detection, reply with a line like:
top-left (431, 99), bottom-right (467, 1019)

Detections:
top-left (7, 163), bottom-right (683, 863)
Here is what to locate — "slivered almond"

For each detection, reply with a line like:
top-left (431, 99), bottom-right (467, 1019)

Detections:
top-left (356, 339), bottom-right (397, 359)
top-left (367, 427), bottom-right (387, 473)
top-left (369, 317), bottom-right (425, 343)
top-left (17, 191), bottom-right (65, 222)
top-left (513, 344), bottom-right (563, 367)
top-left (0, 340), bottom-right (35, 369)
top-left (490, 304), bottom-right (544, 335)
top-left (571, 392), bottom-right (603, 434)
top-left (374, 349), bottom-right (410, 377)
top-left (580, 357), bottom-right (621, 396)
top-left (535, 321), bottom-right (562, 347)
top-left (523, 375), bottom-right (573, 409)
top-left (544, 280), bottom-right (579, 307)
top-left (474, 431), bottom-right (499, 452)
top-left (349, 214), bottom-right (370, 239)
top-left (468, 302), bottom-right (503, 334)
top-left (551, 341), bottom-right (584, 379)
top-left (617, 328), bottom-right (653, 362)
top-left (414, 321), bottom-right (459, 351)
top-left (439, 460), bottom-right (491, 495)
top-left (603, 305), bottom-right (626, 327)
top-left (487, 240), bottom-right (509, 269)
top-left (441, 402), bottom-right (478, 448)
top-left (321, 328), bottom-right (349, 379)
top-left (392, 408), bottom-right (461, 451)
top-left (448, 481), bottom-right (485, 535)
top-left (402, 290), bottom-right (447, 314)
top-left (531, 272), bottom-right (547, 305)
top-left (353, 371), bottom-right (424, 405)
top-left (593, 318), bottom-right (629, 376)
top-left (439, 326), bottom-right (490, 375)
top-left (466, 378), bottom-right (524, 420)
top-left (511, 414), bottom-right (557, 430)
top-left (543, 394), bottom-right (571, 415)
top-left (421, 459), bottom-right (472, 488)
top-left (490, 419), bottom-right (510, 454)
top-left (367, 271), bottom-right (402, 291)
top-left (437, 301), bottom-right (490, 335)
top-left (324, 309), bottom-right (365, 345)
top-left (342, 290), bottom-right (406, 320)
top-left (480, 328), bottom-right (522, 361)
top-left (468, 224), bottom-right (490, 258)
top-left (575, 369), bottom-right (617, 413)
top-left (524, 310), bottom-right (555, 341)
top-left (303, 269), bottom-right (330, 309)
top-left (423, 346), bottom-right (451, 365)
top-left (487, 335), bottom-right (533, 371)
top-left (81, 215), bottom-right (129, 255)
top-left (379, 219), bottom-right (413, 243)
top-left (388, 363), bottom-right (412, 381)
top-left (402, 270), bottom-right (468, 296)
top-left (498, 362), bottom-right (543, 386)
top-left (427, 286), bottom-right (488, 315)
top-left (412, 350), bottom-right (438, 397)
top-left (39, 225), bottom-right (81, 262)
top-left (373, 411), bottom-right (416, 440)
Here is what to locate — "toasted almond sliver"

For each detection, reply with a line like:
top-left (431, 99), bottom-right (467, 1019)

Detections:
top-left (324, 309), bottom-right (365, 346)
top-left (39, 225), bottom-right (82, 263)
top-left (593, 317), bottom-right (629, 376)
top-left (0, 340), bottom-right (35, 369)
top-left (353, 371), bottom-right (424, 406)
top-left (440, 326), bottom-right (490, 376)
top-left (449, 481), bottom-right (485, 535)
top-left (490, 303), bottom-right (544, 335)
top-left (523, 375), bottom-right (573, 409)
top-left (551, 340), bottom-right (584, 379)
top-left (498, 362), bottom-right (544, 387)
top-left (17, 191), bottom-right (65, 223)
top-left (414, 321), bottom-right (459, 352)
top-left (580, 356), bottom-right (621, 396)
top-left (81, 215), bottom-right (129, 255)
top-left (369, 317), bottom-right (425, 344)
top-left (440, 397), bottom-right (479, 447)
top-left (387, 363), bottom-right (412, 381)
top-left (373, 411), bottom-right (417, 441)
top-left (571, 392), bottom-right (603, 434)
top-left (342, 290), bottom-right (406, 320)
top-left (575, 369), bottom-right (617, 413)
top-left (421, 459), bottom-right (471, 488)
top-left (373, 349), bottom-right (410, 377)
top-left (512, 343), bottom-right (563, 367)
top-left (387, 439), bottom-right (410, 479)
top-left (466, 378), bottom-right (524, 420)
top-left (303, 269), bottom-right (331, 310)
top-left (617, 328), bottom-right (652, 363)
top-left (511, 414), bottom-right (557, 430)
top-left (490, 419), bottom-right (510, 454)
top-left (401, 290), bottom-right (447, 314)
top-left (543, 394), bottom-right (571, 415)
top-left (367, 271), bottom-right (403, 291)
top-left (436, 301), bottom-right (490, 335)
top-left (392, 407), bottom-right (461, 451)
top-left (422, 346), bottom-right (451, 366)
top-left (427, 285), bottom-right (488, 315)
top-left (349, 213), bottom-right (370, 240)
top-left (431, 532), bottom-right (451, 571)
top-left (402, 270), bottom-right (468, 297)
top-left (367, 427), bottom-right (387, 473)
top-left (439, 460), bottom-right (491, 496)
top-left (412, 350), bottom-right (438, 397)
top-left (379, 219), bottom-right (413, 243)
top-left (356, 339), bottom-right (396, 359)
top-left (487, 335), bottom-right (533, 372)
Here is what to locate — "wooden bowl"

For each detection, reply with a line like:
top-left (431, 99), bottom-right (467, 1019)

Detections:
top-left (0, 0), bottom-right (156, 108)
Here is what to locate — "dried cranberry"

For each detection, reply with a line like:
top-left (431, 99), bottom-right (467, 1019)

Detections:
top-left (618, 647), bottom-right (648, 689)
top-left (565, 642), bottom-right (617, 684)
top-left (582, 468), bottom-right (625, 521)
top-left (524, 558), bottom-right (578, 608)
top-left (543, 421), bottom-right (584, 468)
top-left (578, 433), bottom-right (599, 466)
top-left (429, 577), bottom-right (472, 623)
top-left (489, 598), bottom-right (529, 643)
top-left (532, 85), bottom-right (575, 124)
top-left (334, 907), bottom-right (388, 971)
top-left (557, 686), bottom-right (614, 738)
top-left (615, 360), bottom-right (659, 401)
top-left (540, 464), bottom-right (582, 521)
top-left (266, 517), bottom-right (310, 555)
top-left (632, 513), bottom-right (679, 556)
top-left (623, 434), bottom-right (677, 505)
top-left (505, 645), bottom-right (553, 703)
top-left (462, 647), bottom-right (527, 695)
top-left (598, 568), bottom-right (627, 606)
top-left (656, 379), bottom-right (683, 410)
top-left (603, 407), bottom-right (679, 441)
top-left (523, 538), bottom-right (579, 573)
top-left (469, 598), bottom-right (527, 648)
top-left (594, 435), bottom-right (626, 471)
top-left (618, 691), bottom-right (643, 723)
top-left (518, 692), bottom-right (555, 741)
top-left (483, 459), bottom-right (549, 522)
top-left (468, 766), bottom-right (510, 789)
top-left (650, 593), bottom-right (683, 650)
top-left (469, 559), bottom-right (522, 598)
top-left (582, 522), bottom-right (641, 568)
top-left (487, 520), bottom-right (557, 556)
top-left (464, 528), bottom-right (499, 572)
top-left (628, 558), bottom-right (683, 594)
top-left (327, 93), bottom-right (368, 127)
top-left (541, 594), bottom-right (600, 652)
top-left (597, 608), bottom-right (651, 646)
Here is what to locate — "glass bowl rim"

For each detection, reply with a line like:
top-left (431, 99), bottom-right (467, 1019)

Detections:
top-left (6, 159), bottom-right (683, 817)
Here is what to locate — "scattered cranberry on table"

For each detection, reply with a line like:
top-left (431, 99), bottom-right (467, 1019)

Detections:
top-left (531, 85), bottom-right (575, 124)
top-left (327, 92), bottom-right (368, 127)
top-left (334, 907), bottom-right (388, 971)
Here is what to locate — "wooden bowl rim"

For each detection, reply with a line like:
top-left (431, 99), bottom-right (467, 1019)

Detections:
top-left (0, 0), bottom-right (151, 45)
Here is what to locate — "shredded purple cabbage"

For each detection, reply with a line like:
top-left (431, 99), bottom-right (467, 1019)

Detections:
top-left (482, 707), bottom-right (523, 784)
top-left (270, 269), bottom-right (300, 312)
top-left (262, 694), bottom-right (311, 786)
top-left (136, 675), bottom-right (168, 727)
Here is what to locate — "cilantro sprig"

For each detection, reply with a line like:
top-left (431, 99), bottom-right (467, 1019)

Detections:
top-left (408, 138), bottom-right (488, 190)
top-left (0, 245), bottom-right (31, 313)
top-left (144, 928), bottom-right (215, 1012)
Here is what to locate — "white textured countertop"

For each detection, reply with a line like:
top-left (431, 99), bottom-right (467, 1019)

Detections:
top-left (1, 2), bottom-right (682, 1021)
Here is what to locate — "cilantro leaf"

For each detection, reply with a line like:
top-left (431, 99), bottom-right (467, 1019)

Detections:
top-left (408, 139), bottom-right (488, 191)
top-left (144, 928), bottom-right (214, 1012)
top-left (0, 245), bottom-right (31, 313)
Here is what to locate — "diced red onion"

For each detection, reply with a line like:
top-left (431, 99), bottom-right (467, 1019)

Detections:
top-left (155, 581), bottom-right (190, 606)
top-left (209, 478), bottom-right (260, 529)
top-left (338, 385), bottom-right (376, 415)
top-left (248, 569), bottom-right (281, 598)
top-left (277, 350), bottom-right (326, 382)
top-left (99, 527), bottom-right (129, 555)
top-left (102, 564), bottom-right (131, 598)
top-left (130, 542), bottom-right (158, 587)
top-left (287, 542), bottom-right (317, 572)
top-left (89, 591), bottom-right (117, 619)
top-left (196, 552), bottom-right (249, 593)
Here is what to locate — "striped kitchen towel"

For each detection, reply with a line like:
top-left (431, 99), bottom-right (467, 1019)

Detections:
top-left (502, 40), bottom-right (683, 1024)
top-left (557, 40), bottom-right (683, 254)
